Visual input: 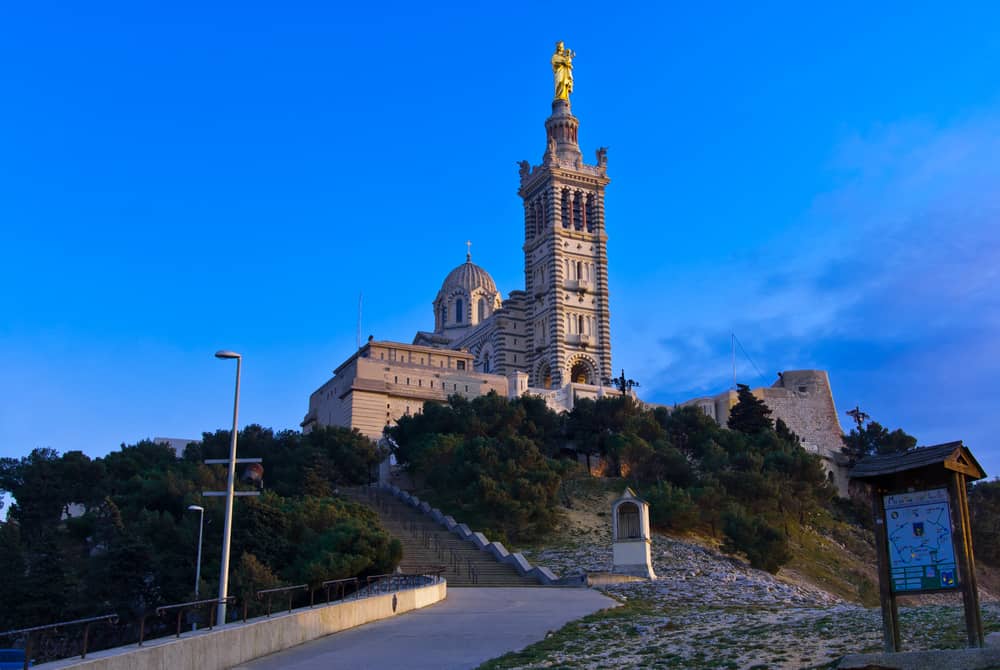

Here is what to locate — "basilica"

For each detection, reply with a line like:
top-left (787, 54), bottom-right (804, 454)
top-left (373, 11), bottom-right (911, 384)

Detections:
top-left (302, 44), bottom-right (620, 440)
top-left (301, 45), bottom-right (850, 493)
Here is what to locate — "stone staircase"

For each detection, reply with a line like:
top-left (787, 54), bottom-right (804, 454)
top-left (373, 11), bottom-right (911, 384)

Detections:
top-left (341, 487), bottom-right (539, 587)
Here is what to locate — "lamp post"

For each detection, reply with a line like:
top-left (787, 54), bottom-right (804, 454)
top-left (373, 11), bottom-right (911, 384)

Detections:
top-left (187, 504), bottom-right (204, 631)
top-left (187, 505), bottom-right (205, 597)
top-left (214, 350), bottom-right (241, 626)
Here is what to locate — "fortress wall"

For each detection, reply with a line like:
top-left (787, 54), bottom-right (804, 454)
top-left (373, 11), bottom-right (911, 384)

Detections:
top-left (758, 370), bottom-right (844, 460)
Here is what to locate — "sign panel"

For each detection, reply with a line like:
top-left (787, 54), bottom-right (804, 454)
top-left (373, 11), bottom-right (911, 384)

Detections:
top-left (884, 487), bottom-right (958, 592)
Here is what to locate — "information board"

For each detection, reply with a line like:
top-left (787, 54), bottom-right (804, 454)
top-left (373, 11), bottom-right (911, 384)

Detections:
top-left (884, 487), bottom-right (958, 592)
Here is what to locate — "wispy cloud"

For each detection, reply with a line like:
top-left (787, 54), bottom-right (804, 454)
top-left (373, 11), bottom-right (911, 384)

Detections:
top-left (632, 110), bottom-right (1000, 440)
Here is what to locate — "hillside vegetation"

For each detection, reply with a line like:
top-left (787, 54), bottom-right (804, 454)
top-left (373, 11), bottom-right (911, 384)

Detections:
top-left (392, 387), bottom-right (835, 571)
top-left (0, 425), bottom-right (401, 635)
top-left (392, 387), bottom-right (1000, 600)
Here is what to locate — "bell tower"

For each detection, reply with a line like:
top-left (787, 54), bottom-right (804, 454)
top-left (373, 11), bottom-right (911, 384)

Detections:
top-left (518, 42), bottom-right (612, 389)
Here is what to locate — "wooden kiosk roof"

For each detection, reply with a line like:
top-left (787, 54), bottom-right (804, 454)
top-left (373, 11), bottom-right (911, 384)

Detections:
top-left (850, 440), bottom-right (986, 482)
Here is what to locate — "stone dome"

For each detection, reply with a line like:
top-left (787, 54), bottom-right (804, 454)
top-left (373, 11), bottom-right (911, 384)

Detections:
top-left (432, 253), bottom-right (503, 335)
top-left (438, 259), bottom-right (498, 297)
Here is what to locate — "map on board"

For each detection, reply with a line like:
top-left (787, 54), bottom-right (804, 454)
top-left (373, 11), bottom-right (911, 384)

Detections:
top-left (884, 487), bottom-right (958, 592)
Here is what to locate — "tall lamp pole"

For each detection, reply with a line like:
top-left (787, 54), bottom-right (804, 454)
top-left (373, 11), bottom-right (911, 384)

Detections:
top-left (187, 504), bottom-right (205, 597)
top-left (214, 350), bottom-right (241, 626)
top-left (187, 504), bottom-right (205, 631)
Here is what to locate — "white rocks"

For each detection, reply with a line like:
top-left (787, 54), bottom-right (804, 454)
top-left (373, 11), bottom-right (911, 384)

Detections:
top-left (525, 532), bottom-right (841, 609)
top-left (510, 528), bottom-right (1000, 669)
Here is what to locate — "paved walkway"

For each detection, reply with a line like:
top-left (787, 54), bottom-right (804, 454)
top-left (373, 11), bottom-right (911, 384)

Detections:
top-left (234, 587), bottom-right (617, 670)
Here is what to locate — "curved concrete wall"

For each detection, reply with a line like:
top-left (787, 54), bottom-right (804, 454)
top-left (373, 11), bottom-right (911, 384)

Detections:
top-left (49, 581), bottom-right (446, 670)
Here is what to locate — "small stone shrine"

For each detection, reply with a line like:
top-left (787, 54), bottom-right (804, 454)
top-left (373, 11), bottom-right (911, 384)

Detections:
top-left (612, 487), bottom-right (656, 579)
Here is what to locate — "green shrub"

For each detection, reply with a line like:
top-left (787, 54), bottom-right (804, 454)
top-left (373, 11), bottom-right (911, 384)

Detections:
top-left (722, 510), bottom-right (790, 573)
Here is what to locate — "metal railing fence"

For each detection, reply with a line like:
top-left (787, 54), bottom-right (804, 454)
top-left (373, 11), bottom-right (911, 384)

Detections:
top-left (0, 571), bottom-right (443, 667)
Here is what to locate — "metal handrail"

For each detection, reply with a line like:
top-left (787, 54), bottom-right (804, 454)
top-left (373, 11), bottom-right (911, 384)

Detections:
top-left (144, 596), bottom-right (236, 643)
top-left (256, 584), bottom-right (309, 617)
top-left (0, 613), bottom-right (118, 668)
top-left (312, 577), bottom-right (359, 606)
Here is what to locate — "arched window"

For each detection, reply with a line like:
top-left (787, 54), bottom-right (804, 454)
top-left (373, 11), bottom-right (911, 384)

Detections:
top-left (478, 298), bottom-right (486, 322)
top-left (578, 315), bottom-right (584, 334)
top-left (455, 299), bottom-right (463, 323)
top-left (538, 362), bottom-right (552, 389)
top-left (482, 352), bottom-right (491, 373)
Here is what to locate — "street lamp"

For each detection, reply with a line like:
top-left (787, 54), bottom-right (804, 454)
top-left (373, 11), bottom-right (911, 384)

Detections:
top-left (187, 504), bottom-right (204, 631)
top-left (187, 505), bottom-right (205, 598)
top-left (214, 350), bottom-right (241, 626)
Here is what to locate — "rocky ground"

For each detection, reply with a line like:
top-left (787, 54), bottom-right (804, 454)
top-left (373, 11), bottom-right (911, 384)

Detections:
top-left (480, 485), bottom-right (1000, 669)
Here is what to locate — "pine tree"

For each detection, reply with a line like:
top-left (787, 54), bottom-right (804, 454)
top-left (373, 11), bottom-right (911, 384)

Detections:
top-left (727, 384), bottom-right (774, 434)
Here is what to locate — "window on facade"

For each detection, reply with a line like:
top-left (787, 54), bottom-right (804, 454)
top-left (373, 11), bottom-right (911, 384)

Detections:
top-left (394, 376), bottom-right (398, 384)
top-left (578, 315), bottom-right (584, 333)
top-left (406, 378), bottom-right (410, 385)
top-left (482, 352), bottom-right (491, 373)
top-left (478, 298), bottom-right (486, 322)
top-left (457, 360), bottom-right (466, 370)
top-left (456, 299), bottom-right (463, 323)
top-left (419, 379), bottom-right (422, 386)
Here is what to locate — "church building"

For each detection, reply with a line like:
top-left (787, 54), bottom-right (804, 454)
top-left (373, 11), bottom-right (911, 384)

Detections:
top-left (301, 43), bottom-right (851, 496)
top-left (303, 43), bottom-right (620, 440)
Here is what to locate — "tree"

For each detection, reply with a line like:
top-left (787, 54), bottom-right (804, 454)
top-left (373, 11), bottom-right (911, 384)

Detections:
top-left (0, 425), bottom-right (402, 632)
top-left (722, 509), bottom-right (791, 573)
top-left (969, 479), bottom-right (1000, 567)
top-left (727, 384), bottom-right (774, 434)
top-left (0, 523), bottom-right (27, 630)
top-left (841, 421), bottom-right (917, 464)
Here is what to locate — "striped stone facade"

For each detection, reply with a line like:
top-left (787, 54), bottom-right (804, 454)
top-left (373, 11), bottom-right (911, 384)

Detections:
top-left (305, 87), bottom-right (616, 437)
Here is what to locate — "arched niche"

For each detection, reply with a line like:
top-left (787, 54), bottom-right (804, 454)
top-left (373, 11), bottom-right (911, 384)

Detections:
top-left (616, 501), bottom-right (641, 540)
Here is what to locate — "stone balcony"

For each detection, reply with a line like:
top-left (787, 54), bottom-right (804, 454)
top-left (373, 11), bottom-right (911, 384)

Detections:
top-left (563, 279), bottom-right (593, 293)
top-left (565, 333), bottom-right (594, 347)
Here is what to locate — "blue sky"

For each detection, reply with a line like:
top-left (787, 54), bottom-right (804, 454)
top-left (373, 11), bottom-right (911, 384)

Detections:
top-left (2, 3), bottom-right (998, 477)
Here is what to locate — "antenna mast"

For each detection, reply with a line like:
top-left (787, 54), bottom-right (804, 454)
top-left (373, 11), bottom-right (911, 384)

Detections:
top-left (357, 292), bottom-right (362, 350)
top-left (731, 332), bottom-right (736, 390)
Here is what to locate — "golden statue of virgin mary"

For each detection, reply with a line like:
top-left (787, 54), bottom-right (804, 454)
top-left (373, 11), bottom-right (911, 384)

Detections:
top-left (552, 41), bottom-right (575, 102)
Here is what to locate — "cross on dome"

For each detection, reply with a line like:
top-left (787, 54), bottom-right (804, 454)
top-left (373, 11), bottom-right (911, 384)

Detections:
top-left (466, 240), bottom-right (472, 262)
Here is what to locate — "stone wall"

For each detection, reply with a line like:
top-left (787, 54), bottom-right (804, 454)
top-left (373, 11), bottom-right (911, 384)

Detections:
top-left (303, 340), bottom-right (509, 439)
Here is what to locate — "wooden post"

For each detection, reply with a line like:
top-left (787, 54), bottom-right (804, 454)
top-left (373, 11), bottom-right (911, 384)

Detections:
top-left (872, 489), bottom-right (900, 652)
top-left (950, 472), bottom-right (984, 647)
top-left (958, 475), bottom-right (985, 646)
